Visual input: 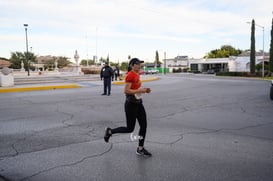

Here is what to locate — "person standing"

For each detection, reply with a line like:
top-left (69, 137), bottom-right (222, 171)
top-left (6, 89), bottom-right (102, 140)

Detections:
top-left (104, 58), bottom-right (152, 156)
top-left (113, 64), bottom-right (120, 81)
top-left (100, 62), bottom-right (113, 96)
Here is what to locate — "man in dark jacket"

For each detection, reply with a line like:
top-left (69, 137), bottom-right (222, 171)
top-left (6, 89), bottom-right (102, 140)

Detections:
top-left (100, 62), bottom-right (113, 96)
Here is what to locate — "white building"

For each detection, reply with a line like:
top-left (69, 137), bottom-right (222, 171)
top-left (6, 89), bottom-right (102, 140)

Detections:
top-left (188, 55), bottom-right (263, 73)
top-left (163, 56), bottom-right (189, 72)
top-left (163, 53), bottom-right (265, 73)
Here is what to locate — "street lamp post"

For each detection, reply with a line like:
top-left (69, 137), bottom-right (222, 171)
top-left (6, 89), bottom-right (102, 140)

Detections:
top-left (255, 24), bottom-right (265, 77)
top-left (23, 24), bottom-right (30, 76)
top-left (247, 21), bottom-right (264, 77)
top-left (261, 25), bottom-right (265, 77)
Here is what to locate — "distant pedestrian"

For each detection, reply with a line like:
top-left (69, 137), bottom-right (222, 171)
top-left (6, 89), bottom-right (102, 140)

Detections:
top-left (113, 64), bottom-right (120, 81)
top-left (100, 62), bottom-right (113, 96)
top-left (104, 58), bottom-right (152, 156)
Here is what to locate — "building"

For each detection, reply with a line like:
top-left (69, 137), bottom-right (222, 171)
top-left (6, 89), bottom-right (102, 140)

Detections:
top-left (163, 56), bottom-right (189, 72)
top-left (0, 59), bottom-right (11, 68)
top-left (188, 56), bottom-right (251, 73)
top-left (163, 51), bottom-right (268, 73)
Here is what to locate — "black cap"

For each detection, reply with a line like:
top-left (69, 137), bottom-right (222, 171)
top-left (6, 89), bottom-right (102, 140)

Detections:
top-left (129, 58), bottom-right (144, 66)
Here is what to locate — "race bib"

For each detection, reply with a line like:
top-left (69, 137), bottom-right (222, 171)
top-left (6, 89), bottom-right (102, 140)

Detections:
top-left (134, 92), bottom-right (142, 100)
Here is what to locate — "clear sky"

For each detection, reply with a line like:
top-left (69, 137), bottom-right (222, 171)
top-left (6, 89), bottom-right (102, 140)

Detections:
top-left (1, 0), bottom-right (272, 63)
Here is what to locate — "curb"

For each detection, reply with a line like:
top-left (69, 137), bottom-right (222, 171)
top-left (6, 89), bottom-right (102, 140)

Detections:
top-left (0, 77), bottom-right (159, 93)
top-left (0, 84), bottom-right (81, 93)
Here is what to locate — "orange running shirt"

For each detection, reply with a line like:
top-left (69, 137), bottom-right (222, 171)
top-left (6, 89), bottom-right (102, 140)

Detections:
top-left (125, 70), bottom-right (141, 90)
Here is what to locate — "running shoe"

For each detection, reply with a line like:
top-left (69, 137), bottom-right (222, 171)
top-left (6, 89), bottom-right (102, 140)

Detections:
top-left (136, 147), bottom-right (152, 156)
top-left (104, 127), bottom-right (112, 143)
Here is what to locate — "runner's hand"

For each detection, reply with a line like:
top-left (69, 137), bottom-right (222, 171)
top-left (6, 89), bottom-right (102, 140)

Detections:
top-left (146, 88), bottom-right (151, 93)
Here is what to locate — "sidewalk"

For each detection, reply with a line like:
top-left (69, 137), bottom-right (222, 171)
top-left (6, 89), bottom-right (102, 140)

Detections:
top-left (0, 76), bottom-right (159, 93)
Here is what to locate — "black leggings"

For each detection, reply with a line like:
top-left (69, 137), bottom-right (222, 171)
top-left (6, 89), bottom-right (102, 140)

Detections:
top-left (111, 100), bottom-right (147, 147)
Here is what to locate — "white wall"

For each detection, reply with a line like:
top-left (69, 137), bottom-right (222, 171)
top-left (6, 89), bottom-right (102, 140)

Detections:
top-left (165, 56), bottom-right (263, 73)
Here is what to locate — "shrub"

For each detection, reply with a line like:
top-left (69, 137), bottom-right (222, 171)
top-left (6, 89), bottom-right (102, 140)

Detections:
top-left (82, 68), bottom-right (100, 74)
top-left (216, 72), bottom-right (260, 77)
top-left (173, 68), bottom-right (182, 73)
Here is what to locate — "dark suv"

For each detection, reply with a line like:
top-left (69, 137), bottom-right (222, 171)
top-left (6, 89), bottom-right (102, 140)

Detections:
top-left (270, 80), bottom-right (273, 100)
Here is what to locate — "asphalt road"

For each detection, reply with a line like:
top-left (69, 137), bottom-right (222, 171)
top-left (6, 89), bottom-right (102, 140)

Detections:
top-left (0, 74), bottom-right (273, 181)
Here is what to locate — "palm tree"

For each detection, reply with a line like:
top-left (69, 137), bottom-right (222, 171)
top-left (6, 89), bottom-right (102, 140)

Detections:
top-left (9, 51), bottom-right (36, 70)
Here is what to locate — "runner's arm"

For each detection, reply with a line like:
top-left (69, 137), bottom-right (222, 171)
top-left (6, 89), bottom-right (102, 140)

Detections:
top-left (124, 82), bottom-right (148, 94)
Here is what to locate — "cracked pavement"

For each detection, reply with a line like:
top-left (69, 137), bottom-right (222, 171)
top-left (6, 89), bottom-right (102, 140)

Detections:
top-left (0, 74), bottom-right (273, 181)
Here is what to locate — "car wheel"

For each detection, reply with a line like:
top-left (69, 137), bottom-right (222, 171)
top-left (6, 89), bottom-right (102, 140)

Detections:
top-left (270, 86), bottom-right (273, 100)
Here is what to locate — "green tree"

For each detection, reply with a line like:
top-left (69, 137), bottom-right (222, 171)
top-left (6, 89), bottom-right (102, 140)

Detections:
top-left (99, 57), bottom-right (107, 64)
top-left (80, 59), bottom-right (95, 66)
top-left (206, 45), bottom-right (242, 58)
top-left (0, 57), bottom-right (8, 60)
top-left (106, 54), bottom-right (109, 64)
top-left (155, 50), bottom-right (159, 66)
top-left (250, 19), bottom-right (256, 74)
top-left (155, 50), bottom-right (162, 66)
top-left (43, 58), bottom-right (55, 70)
top-left (120, 61), bottom-right (129, 71)
top-left (9, 52), bottom-right (23, 69)
top-left (9, 51), bottom-right (36, 70)
top-left (56, 56), bottom-right (71, 68)
top-left (221, 45), bottom-right (242, 56)
top-left (42, 56), bottom-right (70, 70)
top-left (269, 18), bottom-right (273, 75)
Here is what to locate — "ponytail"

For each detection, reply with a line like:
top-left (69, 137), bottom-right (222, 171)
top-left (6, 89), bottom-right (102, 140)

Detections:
top-left (127, 66), bottom-right (132, 73)
top-left (127, 59), bottom-right (133, 73)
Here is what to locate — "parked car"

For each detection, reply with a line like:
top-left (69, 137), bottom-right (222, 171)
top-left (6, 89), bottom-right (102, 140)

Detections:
top-left (119, 70), bottom-right (125, 76)
top-left (207, 69), bottom-right (215, 74)
top-left (270, 80), bottom-right (273, 100)
top-left (139, 69), bottom-right (145, 75)
top-left (145, 68), bottom-right (159, 74)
